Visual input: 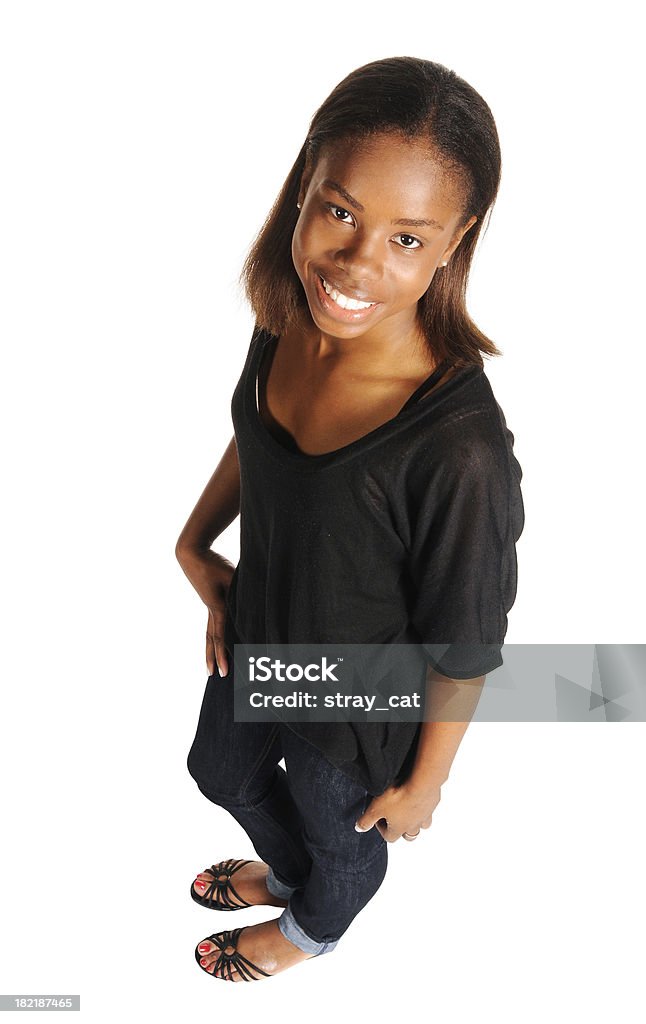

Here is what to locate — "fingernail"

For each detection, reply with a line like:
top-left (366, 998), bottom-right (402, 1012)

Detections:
top-left (355, 823), bottom-right (366, 832)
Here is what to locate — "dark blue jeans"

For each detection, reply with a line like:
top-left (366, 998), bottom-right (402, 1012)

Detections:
top-left (186, 653), bottom-right (388, 956)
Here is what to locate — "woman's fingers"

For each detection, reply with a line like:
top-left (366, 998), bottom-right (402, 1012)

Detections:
top-left (375, 818), bottom-right (399, 843)
top-left (215, 639), bottom-right (229, 678)
top-left (206, 609), bottom-right (229, 677)
top-left (205, 619), bottom-right (216, 677)
top-left (205, 609), bottom-right (218, 676)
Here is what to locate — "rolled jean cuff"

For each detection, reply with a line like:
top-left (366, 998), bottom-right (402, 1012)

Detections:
top-left (277, 904), bottom-right (340, 956)
top-left (265, 866), bottom-right (299, 900)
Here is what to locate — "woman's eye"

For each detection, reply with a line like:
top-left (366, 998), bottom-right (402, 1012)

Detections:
top-left (324, 205), bottom-right (421, 250)
top-left (395, 234), bottom-right (422, 250)
top-left (328, 204), bottom-right (354, 224)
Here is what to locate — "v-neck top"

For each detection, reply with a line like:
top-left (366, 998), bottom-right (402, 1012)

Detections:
top-left (255, 330), bottom-right (455, 459)
top-left (248, 328), bottom-right (460, 469)
top-left (224, 324), bottom-right (525, 795)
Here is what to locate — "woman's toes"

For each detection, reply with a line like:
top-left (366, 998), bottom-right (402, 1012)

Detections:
top-left (197, 939), bottom-right (241, 979)
top-left (197, 940), bottom-right (216, 968)
top-left (201, 956), bottom-right (220, 976)
top-left (208, 950), bottom-right (239, 981)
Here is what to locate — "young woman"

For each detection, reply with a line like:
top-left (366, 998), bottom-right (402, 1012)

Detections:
top-left (176, 55), bottom-right (525, 982)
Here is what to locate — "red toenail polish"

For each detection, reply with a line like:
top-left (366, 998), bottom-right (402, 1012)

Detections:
top-left (200, 958), bottom-right (208, 966)
top-left (195, 881), bottom-right (205, 888)
top-left (198, 944), bottom-right (210, 953)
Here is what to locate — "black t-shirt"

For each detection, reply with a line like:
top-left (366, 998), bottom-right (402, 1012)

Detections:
top-left (224, 325), bottom-right (525, 795)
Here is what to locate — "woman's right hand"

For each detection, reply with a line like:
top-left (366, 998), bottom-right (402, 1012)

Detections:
top-left (176, 547), bottom-right (235, 678)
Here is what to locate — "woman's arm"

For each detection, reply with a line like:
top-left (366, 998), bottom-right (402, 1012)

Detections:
top-left (355, 665), bottom-right (485, 841)
top-left (175, 435), bottom-right (241, 677)
top-left (407, 666), bottom-right (486, 788)
top-left (175, 434), bottom-right (241, 557)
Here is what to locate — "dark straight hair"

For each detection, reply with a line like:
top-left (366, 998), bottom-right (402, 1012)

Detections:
top-left (239, 56), bottom-right (503, 367)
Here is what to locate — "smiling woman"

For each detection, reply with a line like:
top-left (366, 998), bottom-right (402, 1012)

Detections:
top-left (177, 55), bottom-right (524, 984)
top-left (240, 58), bottom-right (502, 370)
top-left (290, 133), bottom-right (476, 341)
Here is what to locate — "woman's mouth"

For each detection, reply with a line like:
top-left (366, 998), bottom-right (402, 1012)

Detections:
top-left (314, 273), bottom-right (381, 322)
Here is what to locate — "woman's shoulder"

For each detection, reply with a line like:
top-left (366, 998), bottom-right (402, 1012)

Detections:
top-left (411, 362), bottom-right (512, 449)
top-left (395, 366), bottom-right (522, 496)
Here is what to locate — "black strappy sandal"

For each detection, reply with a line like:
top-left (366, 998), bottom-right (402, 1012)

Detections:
top-left (195, 927), bottom-right (273, 982)
top-left (190, 858), bottom-right (255, 911)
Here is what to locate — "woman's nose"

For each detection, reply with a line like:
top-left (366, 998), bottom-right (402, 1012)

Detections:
top-left (333, 233), bottom-right (383, 284)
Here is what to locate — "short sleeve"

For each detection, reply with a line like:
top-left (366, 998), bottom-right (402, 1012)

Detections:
top-left (405, 411), bottom-right (524, 680)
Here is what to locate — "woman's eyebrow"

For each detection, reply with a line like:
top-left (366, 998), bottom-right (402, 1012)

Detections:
top-left (321, 178), bottom-right (445, 231)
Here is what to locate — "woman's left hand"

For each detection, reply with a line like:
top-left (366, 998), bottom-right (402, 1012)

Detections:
top-left (354, 780), bottom-right (442, 842)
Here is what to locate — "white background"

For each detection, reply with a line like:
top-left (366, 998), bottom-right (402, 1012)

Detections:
top-left (1, 1), bottom-right (643, 1020)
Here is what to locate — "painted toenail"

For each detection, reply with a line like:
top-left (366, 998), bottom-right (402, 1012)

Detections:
top-left (198, 944), bottom-right (211, 952)
top-left (200, 958), bottom-right (208, 966)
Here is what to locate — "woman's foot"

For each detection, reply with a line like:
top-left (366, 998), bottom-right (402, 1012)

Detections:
top-left (192, 859), bottom-right (290, 909)
top-left (196, 918), bottom-right (315, 981)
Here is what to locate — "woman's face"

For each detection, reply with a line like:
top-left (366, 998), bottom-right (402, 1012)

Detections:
top-left (292, 133), bottom-right (477, 344)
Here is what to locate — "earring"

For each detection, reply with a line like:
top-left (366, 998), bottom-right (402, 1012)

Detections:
top-left (297, 202), bottom-right (301, 209)
top-left (440, 261), bottom-right (448, 267)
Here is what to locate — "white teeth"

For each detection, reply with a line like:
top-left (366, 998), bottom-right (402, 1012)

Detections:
top-left (321, 277), bottom-right (375, 310)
